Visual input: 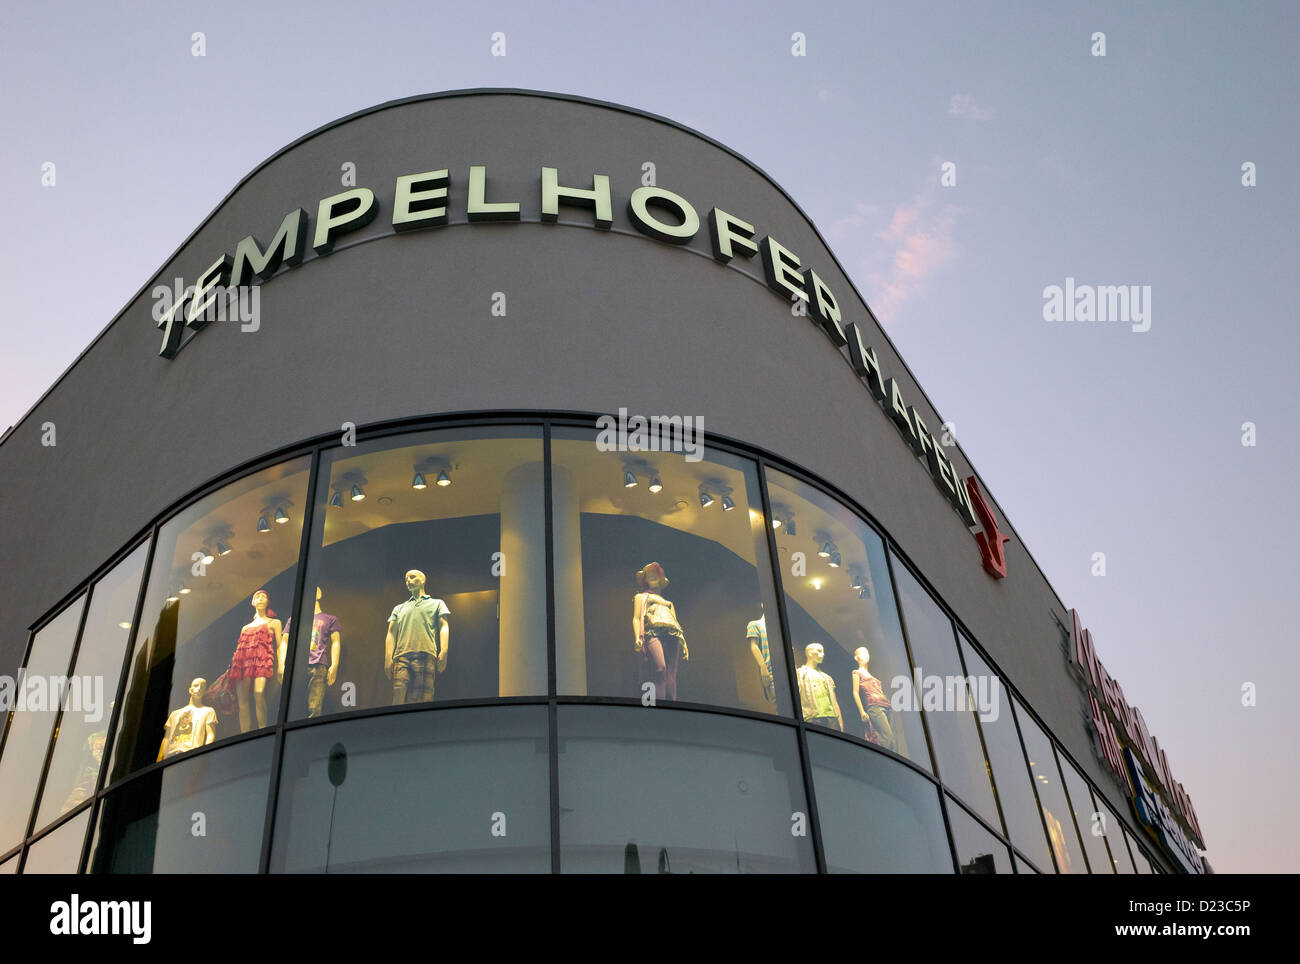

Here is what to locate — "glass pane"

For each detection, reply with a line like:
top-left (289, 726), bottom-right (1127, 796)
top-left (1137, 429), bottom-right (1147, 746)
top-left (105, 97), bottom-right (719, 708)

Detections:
top-left (890, 558), bottom-right (998, 826)
top-left (946, 795), bottom-right (1011, 873)
top-left (765, 469), bottom-right (927, 765)
top-left (0, 597), bottom-right (84, 851)
top-left (959, 637), bottom-right (1054, 869)
top-left (1057, 754), bottom-right (1113, 873)
top-left (1015, 853), bottom-right (1039, 873)
top-left (807, 731), bottom-right (952, 873)
top-left (108, 458), bottom-right (310, 781)
top-left (1128, 831), bottom-right (1154, 873)
top-left (34, 543), bottom-right (148, 831)
top-left (1016, 699), bottom-right (1088, 874)
top-left (1098, 796), bottom-right (1136, 873)
top-left (90, 736), bottom-right (273, 873)
top-left (557, 706), bottom-right (814, 873)
top-left (552, 430), bottom-right (789, 717)
top-left (271, 705), bottom-right (549, 872)
top-left (0, 856), bottom-right (15, 874)
top-left (22, 810), bottom-right (91, 874)
top-left (291, 428), bottom-right (545, 718)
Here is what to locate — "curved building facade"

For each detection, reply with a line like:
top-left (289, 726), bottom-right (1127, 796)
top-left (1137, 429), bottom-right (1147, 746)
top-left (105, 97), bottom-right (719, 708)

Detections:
top-left (0, 90), bottom-right (1204, 874)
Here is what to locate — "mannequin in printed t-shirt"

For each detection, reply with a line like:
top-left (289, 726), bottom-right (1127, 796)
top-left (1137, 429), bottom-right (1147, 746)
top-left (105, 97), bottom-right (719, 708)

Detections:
top-left (280, 586), bottom-right (342, 718)
top-left (744, 606), bottom-right (775, 703)
top-left (157, 678), bottom-right (217, 761)
top-left (796, 642), bottom-right (842, 730)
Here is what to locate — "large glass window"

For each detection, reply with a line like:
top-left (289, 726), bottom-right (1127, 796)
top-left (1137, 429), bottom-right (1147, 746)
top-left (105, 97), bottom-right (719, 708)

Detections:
top-left (291, 428), bottom-right (545, 718)
top-left (807, 731), bottom-right (952, 873)
top-left (1016, 699), bottom-right (1088, 874)
top-left (21, 810), bottom-right (91, 874)
top-left (1128, 831), bottom-right (1154, 873)
top-left (765, 469), bottom-right (926, 765)
top-left (34, 543), bottom-right (148, 832)
top-left (89, 736), bottom-right (273, 873)
top-left (551, 431), bottom-right (789, 717)
top-left (1059, 753), bottom-right (1111, 873)
top-left (0, 596), bottom-right (84, 851)
top-left (946, 795), bottom-right (1012, 873)
top-left (890, 557), bottom-right (998, 827)
top-left (959, 637), bottom-right (1054, 871)
top-left (270, 705), bottom-right (549, 872)
top-left (557, 706), bottom-right (815, 873)
top-left (108, 459), bottom-right (310, 780)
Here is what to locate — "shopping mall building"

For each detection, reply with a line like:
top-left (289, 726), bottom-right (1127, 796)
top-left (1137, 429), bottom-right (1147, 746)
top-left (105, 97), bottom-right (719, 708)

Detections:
top-left (0, 90), bottom-right (1207, 874)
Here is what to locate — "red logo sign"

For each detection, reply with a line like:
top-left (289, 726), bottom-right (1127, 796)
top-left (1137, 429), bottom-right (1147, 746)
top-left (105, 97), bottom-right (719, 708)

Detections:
top-left (965, 476), bottom-right (1009, 579)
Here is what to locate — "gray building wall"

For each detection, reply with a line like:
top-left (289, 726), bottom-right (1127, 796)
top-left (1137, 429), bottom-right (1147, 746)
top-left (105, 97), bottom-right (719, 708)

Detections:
top-left (0, 90), bottom-right (1179, 870)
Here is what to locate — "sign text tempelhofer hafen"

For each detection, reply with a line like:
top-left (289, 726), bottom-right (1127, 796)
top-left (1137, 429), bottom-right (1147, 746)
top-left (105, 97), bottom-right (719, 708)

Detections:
top-left (156, 166), bottom-right (981, 531)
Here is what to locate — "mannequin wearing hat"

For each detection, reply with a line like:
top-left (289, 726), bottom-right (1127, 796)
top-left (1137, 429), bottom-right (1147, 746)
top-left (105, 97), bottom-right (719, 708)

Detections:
top-left (633, 562), bottom-right (688, 701)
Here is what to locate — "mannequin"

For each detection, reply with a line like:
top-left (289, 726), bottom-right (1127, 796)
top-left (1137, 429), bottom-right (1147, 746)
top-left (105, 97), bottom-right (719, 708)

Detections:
top-left (851, 647), bottom-right (896, 750)
top-left (633, 562), bottom-right (687, 701)
top-left (281, 586), bottom-right (342, 718)
top-left (385, 569), bottom-right (450, 704)
top-left (157, 677), bottom-right (217, 761)
top-left (796, 642), bottom-right (842, 730)
top-left (744, 607), bottom-right (775, 702)
top-left (228, 589), bottom-right (282, 732)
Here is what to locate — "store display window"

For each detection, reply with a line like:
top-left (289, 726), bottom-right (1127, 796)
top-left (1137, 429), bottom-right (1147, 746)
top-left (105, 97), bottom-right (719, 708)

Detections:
top-left (765, 469), bottom-right (927, 765)
top-left (108, 458), bottom-right (310, 780)
top-left (551, 430), bottom-right (789, 717)
top-left (290, 428), bottom-right (545, 718)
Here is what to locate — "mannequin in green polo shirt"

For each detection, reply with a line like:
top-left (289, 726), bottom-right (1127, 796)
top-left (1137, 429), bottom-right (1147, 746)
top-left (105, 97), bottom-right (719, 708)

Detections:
top-left (384, 569), bottom-right (451, 704)
top-left (797, 642), bottom-right (842, 731)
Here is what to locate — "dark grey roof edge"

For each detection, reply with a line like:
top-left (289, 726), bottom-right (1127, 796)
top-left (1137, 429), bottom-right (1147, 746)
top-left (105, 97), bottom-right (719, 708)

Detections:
top-left (3, 87), bottom-right (1075, 626)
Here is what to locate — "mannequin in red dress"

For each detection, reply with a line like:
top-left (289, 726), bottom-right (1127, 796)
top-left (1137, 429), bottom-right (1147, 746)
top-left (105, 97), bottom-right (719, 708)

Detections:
top-left (228, 589), bottom-right (282, 732)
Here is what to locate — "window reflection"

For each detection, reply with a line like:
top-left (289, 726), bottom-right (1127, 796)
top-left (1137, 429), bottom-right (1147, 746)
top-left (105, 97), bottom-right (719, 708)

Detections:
top-left (91, 736), bottom-right (273, 873)
top-left (764, 469), bottom-right (927, 765)
top-left (270, 706), bottom-right (550, 873)
top-left (807, 732), bottom-right (952, 873)
top-left (557, 706), bottom-right (814, 873)
top-left (946, 795), bottom-right (1011, 873)
top-left (551, 432), bottom-right (789, 716)
top-left (290, 428), bottom-right (545, 718)
top-left (108, 458), bottom-right (310, 780)
top-left (0, 597), bottom-right (84, 852)
top-left (1015, 698), bottom-right (1088, 873)
top-left (35, 543), bottom-right (148, 831)
top-left (1059, 752), bottom-right (1113, 873)
top-left (21, 810), bottom-right (91, 874)
top-left (959, 637), bottom-right (1055, 870)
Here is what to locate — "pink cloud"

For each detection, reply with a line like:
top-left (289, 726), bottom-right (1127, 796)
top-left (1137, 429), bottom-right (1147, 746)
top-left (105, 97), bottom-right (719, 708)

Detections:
top-left (866, 193), bottom-right (957, 323)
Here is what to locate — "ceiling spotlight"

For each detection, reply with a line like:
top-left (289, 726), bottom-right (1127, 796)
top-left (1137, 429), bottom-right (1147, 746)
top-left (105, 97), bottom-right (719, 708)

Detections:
top-left (436, 470), bottom-right (452, 487)
top-left (829, 552), bottom-right (841, 568)
top-left (648, 476), bottom-right (663, 493)
top-left (258, 516), bottom-right (270, 532)
top-left (699, 490), bottom-right (715, 508)
top-left (858, 587), bottom-right (870, 599)
top-left (786, 518), bottom-right (797, 536)
top-left (721, 495), bottom-right (736, 511)
top-left (350, 484), bottom-right (366, 502)
top-left (178, 583), bottom-right (192, 595)
top-left (818, 542), bottom-right (832, 559)
top-left (849, 569), bottom-right (864, 591)
top-left (772, 518), bottom-right (781, 529)
top-left (216, 540), bottom-right (233, 556)
top-left (624, 470), bottom-right (638, 488)
top-left (166, 589), bottom-right (180, 603)
top-left (412, 472), bottom-right (427, 490)
top-left (811, 578), bottom-right (823, 590)
top-left (328, 491), bottom-right (343, 508)
top-left (199, 548), bottom-right (215, 566)
top-left (275, 507), bottom-right (289, 525)
top-left (118, 621), bottom-right (132, 629)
